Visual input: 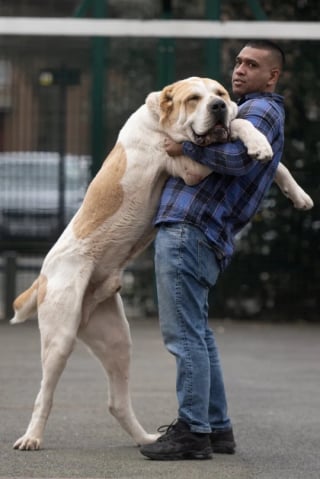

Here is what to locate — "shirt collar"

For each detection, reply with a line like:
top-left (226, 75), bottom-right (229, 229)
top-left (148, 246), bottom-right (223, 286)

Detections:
top-left (237, 92), bottom-right (283, 105)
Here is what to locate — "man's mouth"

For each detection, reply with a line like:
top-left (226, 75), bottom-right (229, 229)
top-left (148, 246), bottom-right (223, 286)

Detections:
top-left (233, 78), bottom-right (244, 87)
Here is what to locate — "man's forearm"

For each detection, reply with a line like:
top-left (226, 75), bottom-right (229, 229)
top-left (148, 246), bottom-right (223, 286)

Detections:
top-left (182, 140), bottom-right (256, 176)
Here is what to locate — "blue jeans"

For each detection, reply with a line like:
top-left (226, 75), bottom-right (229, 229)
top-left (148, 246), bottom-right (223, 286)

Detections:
top-left (154, 223), bottom-right (232, 433)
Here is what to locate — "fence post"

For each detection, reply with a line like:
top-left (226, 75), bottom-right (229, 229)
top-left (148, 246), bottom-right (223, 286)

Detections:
top-left (157, 0), bottom-right (175, 89)
top-left (205, 0), bottom-right (221, 82)
top-left (4, 251), bottom-right (17, 320)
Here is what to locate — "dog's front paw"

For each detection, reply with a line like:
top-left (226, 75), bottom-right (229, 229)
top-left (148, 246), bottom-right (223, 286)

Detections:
top-left (13, 434), bottom-right (42, 451)
top-left (292, 190), bottom-right (314, 210)
top-left (247, 139), bottom-right (273, 161)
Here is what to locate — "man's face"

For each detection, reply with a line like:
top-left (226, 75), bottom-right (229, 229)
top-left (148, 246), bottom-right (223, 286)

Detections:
top-left (232, 46), bottom-right (279, 98)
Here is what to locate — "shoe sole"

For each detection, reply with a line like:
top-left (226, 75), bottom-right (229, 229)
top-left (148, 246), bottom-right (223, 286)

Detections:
top-left (211, 443), bottom-right (236, 454)
top-left (140, 447), bottom-right (213, 461)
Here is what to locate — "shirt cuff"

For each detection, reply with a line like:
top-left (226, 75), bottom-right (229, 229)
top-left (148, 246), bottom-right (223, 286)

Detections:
top-left (182, 141), bottom-right (198, 158)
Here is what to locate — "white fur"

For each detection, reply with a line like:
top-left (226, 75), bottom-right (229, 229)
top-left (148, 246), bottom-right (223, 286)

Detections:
top-left (10, 77), bottom-right (313, 451)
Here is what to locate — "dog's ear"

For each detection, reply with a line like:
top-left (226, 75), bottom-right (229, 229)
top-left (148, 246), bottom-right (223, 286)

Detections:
top-left (145, 91), bottom-right (162, 119)
top-left (159, 85), bottom-right (175, 124)
top-left (146, 85), bottom-right (175, 123)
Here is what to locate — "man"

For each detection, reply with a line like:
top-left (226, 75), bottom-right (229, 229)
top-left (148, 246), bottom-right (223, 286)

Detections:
top-left (140, 40), bottom-right (285, 460)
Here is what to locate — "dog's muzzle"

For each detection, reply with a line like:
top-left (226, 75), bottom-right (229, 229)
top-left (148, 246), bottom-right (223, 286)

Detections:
top-left (192, 99), bottom-right (229, 146)
top-left (208, 99), bottom-right (229, 143)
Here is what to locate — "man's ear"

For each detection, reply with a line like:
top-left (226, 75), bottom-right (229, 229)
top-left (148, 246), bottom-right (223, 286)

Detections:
top-left (268, 68), bottom-right (280, 87)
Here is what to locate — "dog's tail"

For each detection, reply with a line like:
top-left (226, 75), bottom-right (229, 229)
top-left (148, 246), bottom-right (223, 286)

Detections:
top-left (10, 277), bottom-right (39, 324)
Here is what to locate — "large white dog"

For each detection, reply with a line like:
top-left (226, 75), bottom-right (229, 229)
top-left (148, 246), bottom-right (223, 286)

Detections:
top-left (10, 77), bottom-right (313, 450)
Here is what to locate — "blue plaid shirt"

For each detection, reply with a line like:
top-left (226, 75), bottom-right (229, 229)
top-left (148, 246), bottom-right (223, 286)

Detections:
top-left (154, 92), bottom-right (285, 270)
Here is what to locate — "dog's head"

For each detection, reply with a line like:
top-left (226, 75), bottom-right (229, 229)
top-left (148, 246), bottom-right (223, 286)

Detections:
top-left (146, 77), bottom-right (238, 145)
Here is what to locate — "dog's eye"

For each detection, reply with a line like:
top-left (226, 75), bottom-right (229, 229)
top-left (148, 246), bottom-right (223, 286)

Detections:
top-left (187, 95), bottom-right (200, 102)
top-left (216, 90), bottom-right (226, 97)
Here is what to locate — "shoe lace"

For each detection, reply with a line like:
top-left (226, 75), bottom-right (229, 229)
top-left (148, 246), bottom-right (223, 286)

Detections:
top-left (157, 419), bottom-right (178, 434)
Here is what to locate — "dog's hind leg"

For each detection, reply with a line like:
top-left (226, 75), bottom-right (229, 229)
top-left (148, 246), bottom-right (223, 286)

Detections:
top-left (78, 293), bottom-right (159, 445)
top-left (13, 294), bottom-right (82, 450)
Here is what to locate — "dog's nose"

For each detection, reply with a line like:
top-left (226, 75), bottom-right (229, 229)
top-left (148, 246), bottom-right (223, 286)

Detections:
top-left (208, 99), bottom-right (226, 113)
top-left (208, 99), bottom-right (227, 122)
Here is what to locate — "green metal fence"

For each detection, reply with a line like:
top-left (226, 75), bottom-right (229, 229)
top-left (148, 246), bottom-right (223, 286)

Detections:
top-left (0, 0), bottom-right (319, 321)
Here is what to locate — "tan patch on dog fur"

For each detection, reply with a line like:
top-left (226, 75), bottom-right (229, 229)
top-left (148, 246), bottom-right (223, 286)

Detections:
top-left (159, 77), bottom-right (230, 125)
top-left (73, 143), bottom-right (126, 239)
top-left (13, 277), bottom-right (39, 311)
top-left (38, 274), bottom-right (48, 306)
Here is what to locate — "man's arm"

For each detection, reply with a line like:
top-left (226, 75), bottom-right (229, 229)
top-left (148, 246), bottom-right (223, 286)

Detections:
top-left (164, 135), bottom-right (261, 177)
top-left (181, 138), bottom-right (257, 176)
top-left (168, 99), bottom-right (279, 177)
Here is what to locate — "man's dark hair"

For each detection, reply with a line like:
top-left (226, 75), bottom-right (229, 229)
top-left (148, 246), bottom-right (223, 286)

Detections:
top-left (244, 40), bottom-right (286, 69)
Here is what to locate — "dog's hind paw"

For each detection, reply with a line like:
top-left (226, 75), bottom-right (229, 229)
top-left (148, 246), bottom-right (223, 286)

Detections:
top-left (137, 432), bottom-right (160, 446)
top-left (13, 434), bottom-right (41, 451)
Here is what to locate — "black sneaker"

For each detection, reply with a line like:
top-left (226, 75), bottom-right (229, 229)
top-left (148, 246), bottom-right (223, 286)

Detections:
top-left (139, 419), bottom-right (212, 461)
top-left (210, 428), bottom-right (236, 454)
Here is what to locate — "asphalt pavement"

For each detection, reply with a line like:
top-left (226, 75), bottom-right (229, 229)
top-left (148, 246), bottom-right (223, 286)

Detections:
top-left (0, 317), bottom-right (319, 479)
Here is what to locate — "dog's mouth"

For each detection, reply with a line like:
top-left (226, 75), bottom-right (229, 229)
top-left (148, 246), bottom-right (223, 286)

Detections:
top-left (192, 122), bottom-right (229, 146)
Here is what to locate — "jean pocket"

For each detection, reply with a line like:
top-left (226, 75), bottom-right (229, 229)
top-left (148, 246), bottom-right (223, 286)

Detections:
top-left (198, 239), bottom-right (220, 287)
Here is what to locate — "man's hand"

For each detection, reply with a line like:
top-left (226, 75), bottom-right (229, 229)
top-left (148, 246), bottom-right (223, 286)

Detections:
top-left (164, 137), bottom-right (184, 157)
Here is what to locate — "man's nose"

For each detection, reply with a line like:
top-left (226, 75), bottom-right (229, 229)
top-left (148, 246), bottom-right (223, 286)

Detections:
top-left (234, 63), bottom-right (245, 74)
